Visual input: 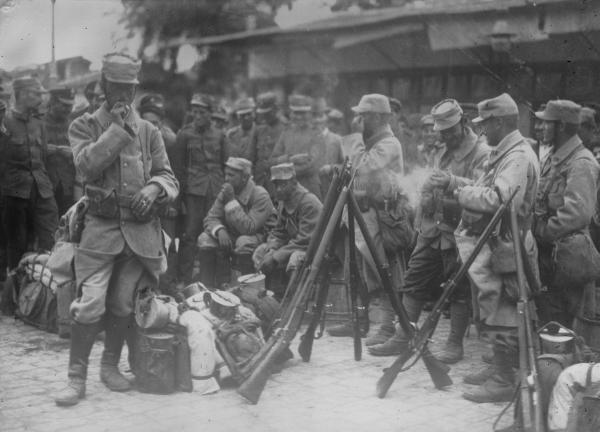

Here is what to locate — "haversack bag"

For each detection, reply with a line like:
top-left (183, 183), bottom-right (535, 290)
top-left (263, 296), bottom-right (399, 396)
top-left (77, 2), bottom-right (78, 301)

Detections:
top-left (376, 196), bottom-right (416, 253)
top-left (552, 232), bottom-right (600, 287)
top-left (566, 364), bottom-right (600, 432)
top-left (16, 277), bottom-right (57, 333)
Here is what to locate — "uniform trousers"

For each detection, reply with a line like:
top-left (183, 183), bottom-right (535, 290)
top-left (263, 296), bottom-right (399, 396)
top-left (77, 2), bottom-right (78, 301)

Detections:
top-left (178, 193), bottom-right (214, 284)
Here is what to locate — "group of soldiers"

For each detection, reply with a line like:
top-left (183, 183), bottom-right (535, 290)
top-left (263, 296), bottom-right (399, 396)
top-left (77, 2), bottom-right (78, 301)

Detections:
top-left (1, 51), bottom-right (599, 426)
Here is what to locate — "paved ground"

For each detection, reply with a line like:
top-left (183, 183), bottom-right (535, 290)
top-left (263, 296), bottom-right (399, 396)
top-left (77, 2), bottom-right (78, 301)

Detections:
top-left (0, 308), bottom-right (514, 432)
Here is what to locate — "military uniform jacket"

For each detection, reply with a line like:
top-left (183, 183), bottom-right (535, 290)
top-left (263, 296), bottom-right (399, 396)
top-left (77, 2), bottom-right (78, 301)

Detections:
top-left (420, 128), bottom-right (489, 249)
top-left (175, 123), bottom-right (228, 199)
top-left (270, 126), bottom-right (322, 198)
top-left (314, 129), bottom-right (343, 168)
top-left (266, 184), bottom-right (322, 265)
top-left (69, 103), bottom-right (179, 260)
top-left (204, 178), bottom-right (275, 239)
top-left (254, 120), bottom-right (284, 187)
top-left (344, 126), bottom-right (404, 203)
top-left (45, 113), bottom-right (76, 194)
top-left (534, 135), bottom-right (599, 245)
top-left (226, 124), bottom-right (257, 163)
top-left (1, 110), bottom-right (54, 199)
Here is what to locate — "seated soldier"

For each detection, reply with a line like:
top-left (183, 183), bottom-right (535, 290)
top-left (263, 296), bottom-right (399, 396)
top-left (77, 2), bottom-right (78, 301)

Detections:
top-left (253, 163), bottom-right (323, 297)
top-left (198, 157), bottom-right (275, 288)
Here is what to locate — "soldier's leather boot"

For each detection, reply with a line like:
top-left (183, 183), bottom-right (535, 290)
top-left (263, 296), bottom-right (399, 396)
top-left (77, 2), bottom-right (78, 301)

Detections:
top-left (124, 314), bottom-right (137, 375)
top-left (327, 319), bottom-right (368, 337)
top-left (100, 313), bottom-right (132, 392)
top-left (197, 249), bottom-right (217, 288)
top-left (435, 301), bottom-right (469, 364)
top-left (55, 320), bottom-right (102, 406)
top-left (368, 295), bottom-right (423, 357)
top-left (463, 364), bottom-right (499, 385)
top-left (233, 253), bottom-right (255, 276)
top-left (215, 249), bottom-right (232, 288)
top-left (365, 296), bottom-right (395, 347)
top-left (462, 347), bottom-right (515, 403)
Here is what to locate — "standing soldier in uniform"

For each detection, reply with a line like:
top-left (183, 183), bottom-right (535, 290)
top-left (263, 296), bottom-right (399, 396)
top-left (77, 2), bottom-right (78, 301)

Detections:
top-left (270, 94), bottom-right (322, 200)
top-left (1, 77), bottom-right (58, 270)
top-left (253, 163), bottom-right (322, 297)
top-left (327, 94), bottom-right (405, 338)
top-left (368, 99), bottom-right (489, 357)
top-left (55, 53), bottom-right (179, 406)
top-left (198, 157), bottom-right (275, 287)
top-left (254, 92), bottom-right (285, 196)
top-left (227, 97), bottom-right (256, 163)
top-left (533, 100), bottom-right (599, 327)
top-left (45, 87), bottom-right (76, 216)
top-left (454, 93), bottom-right (540, 403)
top-left (176, 93), bottom-right (229, 285)
top-left (313, 97), bottom-right (343, 198)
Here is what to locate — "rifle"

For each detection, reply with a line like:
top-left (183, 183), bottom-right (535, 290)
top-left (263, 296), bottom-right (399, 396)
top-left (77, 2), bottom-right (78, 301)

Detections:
top-left (347, 197), bottom-right (363, 361)
top-left (510, 199), bottom-right (544, 432)
top-left (374, 186), bottom-right (520, 398)
top-left (237, 183), bottom-right (351, 404)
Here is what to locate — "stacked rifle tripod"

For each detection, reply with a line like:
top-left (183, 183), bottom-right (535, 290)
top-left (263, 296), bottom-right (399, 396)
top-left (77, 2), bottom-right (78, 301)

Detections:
top-left (234, 161), bottom-right (541, 432)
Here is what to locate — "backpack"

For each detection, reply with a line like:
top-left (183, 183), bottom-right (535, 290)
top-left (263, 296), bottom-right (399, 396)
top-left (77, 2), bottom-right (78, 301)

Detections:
top-left (231, 285), bottom-right (280, 337)
top-left (16, 276), bottom-right (57, 333)
top-left (567, 363), bottom-right (600, 432)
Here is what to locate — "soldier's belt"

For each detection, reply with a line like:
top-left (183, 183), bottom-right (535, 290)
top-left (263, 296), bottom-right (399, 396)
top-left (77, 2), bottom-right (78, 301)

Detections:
top-left (85, 184), bottom-right (156, 223)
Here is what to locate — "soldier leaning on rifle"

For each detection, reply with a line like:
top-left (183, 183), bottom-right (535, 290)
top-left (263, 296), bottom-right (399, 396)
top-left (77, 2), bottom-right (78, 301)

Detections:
top-left (45, 87), bottom-right (77, 216)
top-left (370, 99), bottom-right (490, 360)
top-left (254, 92), bottom-right (285, 196)
top-left (55, 53), bottom-right (179, 407)
top-left (453, 93), bottom-right (540, 404)
top-left (325, 94), bottom-right (406, 339)
top-left (252, 163), bottom-right (322, 298)
top-left (269, 94), bottom-right (323, 200)
top-left (198, 157), bottom-right (275, 287)
top-left (176, 93), bottom-right (229, 285)
top-left (227, 97), bottom-right (257, 163)
top-left (533, 101), bottom-right (600, 327)
top-left (0, 77), bottom-right (58, 270)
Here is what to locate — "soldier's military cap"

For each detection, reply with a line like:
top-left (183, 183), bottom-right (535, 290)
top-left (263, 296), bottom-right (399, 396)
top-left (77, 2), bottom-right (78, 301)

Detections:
top-left (49, 87), bottom-right (75, 105)
top-left (535, 100), bottom-right (581, 125)
top-left (288, 94), bottom-right (313, 112)
top-left (225, 157), bottom-right (253, 175)
top-left (327, 108), bottom-right (344, 120)
top-left (271, 162), bottom-right (296, 180)
top-left (389, 97), bottom-right (403, 113)
top-left (211, 105), bottom-right (229, 122)
top-left (13, 76), bottom-right (47, 93)
top-left (472, 93), bottom-right (519, 124)
top-left (256, 92), bottom-right (278, 113)
top-left (351, 94), bottom-right (391, 114)
top-left (101, 53), bottom-right (141, 85)
top-left (421, 114), bottom-right (434, 126)
top-left (430, 99), bottom-right (462, 131)
top-left (190, 93), bottom-right (212, 110)
top-left (312, 97), bottom-right (329, 115)
top-left (234, 97), bottom-right (256, 115)
top-left (138, 93), bottom-right (165, 117)
top-left (580, 107), bottom-right (597, 128)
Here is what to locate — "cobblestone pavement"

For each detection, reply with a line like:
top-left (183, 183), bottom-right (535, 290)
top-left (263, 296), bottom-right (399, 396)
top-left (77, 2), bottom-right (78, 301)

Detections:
top-left (0, 313), bottom-right (513, 432)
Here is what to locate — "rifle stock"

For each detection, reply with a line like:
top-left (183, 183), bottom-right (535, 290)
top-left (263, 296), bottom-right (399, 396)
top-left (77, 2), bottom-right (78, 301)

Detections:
top-left (374, 186), bottom-right (520, 398)
top-left (347, 198), bottom-right (362, 361)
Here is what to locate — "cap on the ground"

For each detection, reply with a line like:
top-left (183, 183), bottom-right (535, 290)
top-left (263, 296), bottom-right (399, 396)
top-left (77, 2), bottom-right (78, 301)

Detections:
top-left (256, 92), bottom-right (277, 113)
top-left (431, 99), bottom-right (463, 131)
top-left (271, 162), bottom-right (296, 180)
top-left (351, 94), bottom-right (391, 114)
top-left (327, 108), bottom-right (344, 120)
top-left (234, 97), bottom-right (256, 115)
top-left (535, 100), bottom-right (581, 124)
top-left (49, 87), bottom-right (75, 105)
top-left (473, 93), bottom-right (519, 124)
top-left (101, 53), bottom-right (141, 85)
top-left (389, 97), bottom-right (402, 113)
top-left (190, 93), bottom-right (212, 110)
top-left (421, 114), bottom-right (434, 126)
top-left (13, 76), bottom-right (47, 93)
top-left (289, 94), bottom-right (313, 112)
top-left (138, 93), bottom-right (165, 117)
top-left (580, 107), bottom-right (597, 128)
top-left (225, 157), bottom-right (252, 175)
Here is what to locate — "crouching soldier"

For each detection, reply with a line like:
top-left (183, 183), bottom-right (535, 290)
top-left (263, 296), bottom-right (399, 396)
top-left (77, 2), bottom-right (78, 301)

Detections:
top-left (253, 163), bottom-right (322, 297)
top-left (454, 93), bottom-right (540, 403)
top-left (55, 53), bottom-right (179, 406)
top-left (197, 157), bottom-right (275, 287)
top-left (533, 100), bottom-right (600, 328)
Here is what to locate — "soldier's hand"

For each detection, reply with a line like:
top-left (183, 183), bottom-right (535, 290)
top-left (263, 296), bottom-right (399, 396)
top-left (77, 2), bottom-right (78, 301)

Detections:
top-left (110, 102), bottom-right (129, 128)
top-left (217, 228), bottom-right (232, 250)
top-left (319, 164), bottom-right (332, 178)
top-left (427, 170), bottom-right (451, 188)
top-left (351, 115), bottom-right (364, 134)
top-left (221, 183), bottom-right (235, 203)
top-left (131, 183), bottom-right (162, 218)
top-left (259, 253), bottom-right (277, 273)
